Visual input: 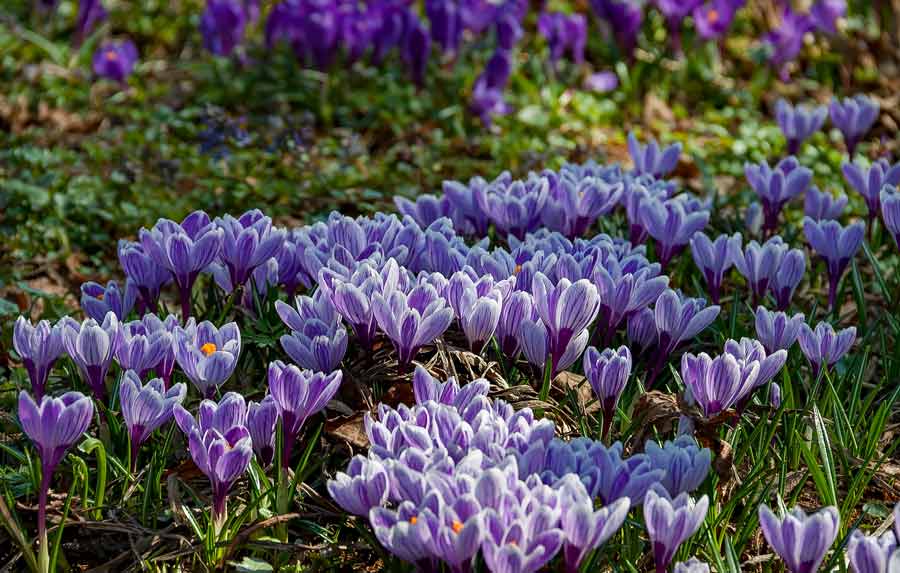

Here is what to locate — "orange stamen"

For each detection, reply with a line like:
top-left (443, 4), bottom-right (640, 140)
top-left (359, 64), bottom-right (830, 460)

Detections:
top-left (105, 50), bottom-right (119, 62)
top-left (200, 343), bottom-right (217, 356)
top-left (514, 264), bottom-right (522, 275)
top-left (409, 516), bottom-right (418, 525)
top-left (707, 9), bottom-right (719, 23)
top-left (452, 520), bottom-right (463, 534)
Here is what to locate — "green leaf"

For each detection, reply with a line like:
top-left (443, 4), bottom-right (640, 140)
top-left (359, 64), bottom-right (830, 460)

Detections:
top-left (228, 557), bottom-right (274, 572)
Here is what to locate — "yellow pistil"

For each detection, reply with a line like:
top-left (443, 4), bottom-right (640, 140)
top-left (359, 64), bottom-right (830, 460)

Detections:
top-left (451, 520), bottom-right (463, 534)
top-left (200, 343), bottom-right (217, 356)
top-left (707, 9), bottom-right (719, 23)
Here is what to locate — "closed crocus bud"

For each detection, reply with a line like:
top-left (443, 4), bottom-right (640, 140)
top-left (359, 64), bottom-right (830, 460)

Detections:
top-left (118, 240), bottom-right (170, 312)
top-left (174, 319), bottom-right (241, 398)
top-left (532, 273), bottom-right (600, 376)
top-left (881, 186), bottom-right (900, 250)
top-left (13, 317), bottom-right (64, 400)
top-left (119, 371), bottom-right (186, 471)
top-left (775, 99), bottom-right (827, 156)
top-left (372, 279), bottom-right (454, 368)
top-left (627, 307), bottom-right (658, 353)
top-left (247, 395), bottom-right (279, 467)
top-left (804, 186), bottom-right (847, 222)
top-left (770, 383), bottom-right (782, 408)
top-left (733, 237), bottom-right (787, 306)
top-left (558, 476), bottom-right (630, 572)
top-left (327, 455), bottom-right (390, 516)
top-left (116, 319), bottom-right (173, 380)
top-left (93, 40), bottom-right (138, 84)
top-left (681, 351), bottom-right (758, 419)
top-left (690, 232), bottom-right (742, 304)
top-left (771, 247), bottom-right (806, 311)
top-left (200, 0), bottom-right (248, 57)
top-left (641, 198), bottom-right (710, 269)
top-left (584, 346), bottom-right (632, 439)
top-left (755, 307), bottom-right (805, 354)
top-left (758, 504), bottom-right (839, 573)
top-left (60, 312), bottom-right (122, 400)
top-left (496, 290), bottom-right (535, 358)
top-left (81, 279), bottom-right (138, 322)
top-left (745, 157), bottom-right (812, 235)
top-left (645, 436), bottom-right (711, 497)
top-left (802, 217), bottom-right (865, 311)
top-left (847, 530), bottom-right (897, 573)
top-left (842, 159), bottom-right (900, 226)
top-left (830, 95), bottom-right (880, 157)
top-left (644, 487), bottom-right (709, 573)
top-left (798, 321), bottom-right (856, 376)
top-left (276, 289), bottom-right (347, 373)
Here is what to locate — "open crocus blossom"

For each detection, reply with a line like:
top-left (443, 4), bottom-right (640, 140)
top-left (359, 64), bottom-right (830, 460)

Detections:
top-left (80, 279), bottom-right (137, 322)
top-left (745, 157), bottom-right (812, 235)
top-left (326, 455), bottom-right (390, 517)
top-left (648, 290), bottom-right (721, 386)
top-left (13, 317), bottom-right (64, 400)
top-left (802, 217), bottom-right (864, 310)
top-left (758, 504), bottom-right (840, 573)
top-left (755, 307), bottom-right (805, 354)
top-left (775, 99), bottom-right (827, 155)
top-left (214, 209), bottom-right (286, 288)
top-left (693, 0), bottom-right (743, 41)
top-left (642, 198), bottom-right (710, 269)
top-left (60, 312), bottom-right (122, 401)
top-left (584, 345), bottom-right (632, 439)
top-left (93, 40), bottom-right (138, 84)
top-left (19, 391), bottom-right (94, 568)
top-left (115, 318), bottom-right (173, 380)
top-left (592, 257), bottom-right (669, 346)
top-left (830, 95), bottom-right (879, 157)
top-left (268, 361), bottom-right (342, 469)
top-left (798, 321), bottom-right (856, 376)
top-left (174, 319), bottom-right (241, 398)
top-left (882, 186), bottom-right (900, 250)
top-left (690, 231), bottom-right (741, 304)
top-left (842, 159), bottom-right (900, 228)
top-left (558, 476), bottom-right (630, 572)
top-left (645, 436), bottom-right (711, 497)
top-left (724, 338), bottom-right (787, 409)
top-left (140, 210), bottom-right (224, 318)
top-left (644, 487), bottom-right (709, 573)
top-left (628, 132), bottom-right (681, 178)
top-left (119, 370), bottom-right (186, 471)
top-left (276, 289), bottom-right (348, 373)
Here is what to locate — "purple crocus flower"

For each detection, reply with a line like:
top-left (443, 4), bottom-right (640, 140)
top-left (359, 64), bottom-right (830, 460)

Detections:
top-left (690, 232), bottom-right (741, 304)
top-left (645, 436), bottom-right (711, 497)
top-left (13, 317), bottom-right (64, 400)
top-left (648, 290), bottom-right (720, 387)
top-left (592, 259), bottom-right (669, 346)
top-left (758, 504), bottom-right (839, 573)
top-left (93, 40), bottom-right (138, 84)
top-left (530, 273), bottom-right (600, 376)
top-left (881, 186), bottom-right (900, 249)
top-left (80, 279), bottom-right (137, 322)
top-left (475, 173), bottom-right (550, 240)
top-left (590, 0), bottom-right (643, 55)
top-left (681, 351), bottom-right (758, 418)
top-left (765, 7), bottom-right (813, 81)
top-left (372, 279), bottom-right (454, 368)
top-left (75, 0), bottom-right (107, 45)
top-left (395, 194), bottom-right (453, 230)
top-left (830, 95), bottom-right (880, 157)
top-left (775, 99), bottom-right (828, 155)
top-left (804, 186), bottom-right (848, 222)
top-left (275, 290), bottom-right (348, 373)
top-left (174, 392), bottom-right (253, 524)
top-left (755, 307), bottom-right (805, 354)
top-left (628, 132), bottom-right (681, 178)
top-left (140, 210), bottom-right (224, 319)
top-left (200, 0), bottom-right (247, 56)
top-left (846, 531), bottom-right (898, 573)
top-left (842, 159), bottom-right (900, 227)
top-left (247, 395), bottom-right (279, 467)
top-left (802, 217), bottom-right (865, 310)
top-left (426, 0), bottom-right (462, 55)
top-left (327, 455), bottom-right (390, 516)
top-left (60, 312), bottom-right (122, 401)
top-left (654, 0), bottom-right (704, 53)
top-left (798, 321), bottom-right (856, 376)
top-left (694, 0), bottom-right (743, 40)
top-left (644, 487), bottom-right (709, 573)
top-left (724, 338), bottom-right (788, 408)
top-left (118, 240), bottom-right (171, 313)
top-left (733, 237), bottom-right (787, 305)
top-left (214, 210), bottom-right (285, 289)
top-left (559, 478), bottom-right (630, 573)
top-left (174, 319), bottom-right (241, 398)
top-left (402, 15), bottom-right (431, 87)
top-left (497, 290), bottom-right (536, 358)
top-left (481, 499), bottom-right (565, 573)
top-left (540, 172), bottom-right (623, 238)
top-left (115, 318), bottom-right (173, 380)
top-left (745, 157), bottom-right (812, 235)
top-left (642, 198), bottom-right (710, 269)
top-left (771, 247), bottom-right (806, 310)
top-left (811, 0), bottom-right (846, 34)
top-left (770, 383), bottom-right (782, 408)
top-left (675, 558), bottom-right (711, 573)
top-left (538, 12), bottom-right (587, 65)
top-left (268, 360), bottom-right (342, 469)
top-left (18, 391), bottom-right (93, 556)
top-left (585, 71), bottom-right (619, 93)
top-left (119, 370), bottom-right (186, 471)
top-left (445, 271), bottom-right (506, 354)
top-left (584, 345), bottom-right (632, 439)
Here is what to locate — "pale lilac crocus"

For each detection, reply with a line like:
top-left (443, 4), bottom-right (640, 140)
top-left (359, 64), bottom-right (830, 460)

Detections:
top-left (775, 99), bottom-right (827, 155)
top-left (13, 317), bottom-right (64, 399)
top-left (745, 157), bottom-right (812, 235)
top-left (174, 319), bottom-right (241, 398)
top-left (584, 345), bottom-right (632, 439)
top-left (804, 186), bottom-right (847, 222)
top-left (372, 279), bottom-right (454, 368)
top-left (648, 290), bottom-right (720, 387)
top-left (60, 312), bottom-right (122, 401)
top-left (758, 504), bottom-right (839, 573)
top-left (842, 159), bottom-right (900, 228)
top-left (327, 456), bottom-right (390, 516)
top-left (755, 307), bottom-right (806, 354)
top-left (680, 351), bottom-right (758, 418)
top-left (119, 370), bottom-right (186, 471)
top-left (881, 186), bottom-right (900, 250)
top-left (798, 321), bottom-right (856, 376)
top-left (690, 232), bottom-right (741, 304)
top-left (830, 95), bottom-right (879, 157)
top-left (115, 318), bottom-right (173, 380)
top-left (275, 289), bottom-right (348, 373)
top-left (802, 217), bottom-right (865, 310)
top-left (644, 488), bottom-right (709, 573)
top-left (530, 272), bottom-right (600, 376)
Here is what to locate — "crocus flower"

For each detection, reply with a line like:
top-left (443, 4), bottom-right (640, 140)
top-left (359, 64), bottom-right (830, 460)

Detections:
top-left (804, 186), bottom-right (847, 222)
top-left (628, 307), bottom-right (658, 353)
top-left (765, 7), bottom-right (813, 81)
top-left (681, 351), bottom-right (758, 418)
top-left (174, 392), bottom-right (253, 524)
top-left (531, 273), bottom-right (600, 376)
top-left (445, 271), bottom-right (506, 354)
top-left (93, 40), bottom-right (138, 83)
top-left (119, 370), bottom-right (186, 471)
top-left (846, 531), bottom-right (898, 573)
top-left (675, 558), bottom-right (711, 573)
top-left (755, 307), bottom-right (805, 354)
top-left (268, 361), bottom-right (342, 469)
top-left (276, 290), bottom-right (348, 373)
top-left (694, 0), bottom-right (743, 41)
top-left (480, 497), bottom-right (565, 573)
top-left (798, 321), bottom-right (856, 375)
top-left (496, 290), bottom-right (535, 358)
top-left (247, 395), bottom-right (279, 467)
top-left (724, 338), bottom-right (788, 409)
top-left (771, 247), bottom-right (806, 310)
top-left (655, 0), bottom-right (704, 53)
top-left (559, 478), bottom-right (630, 572)
top-left (648, 290), bottom-right (720, 387)
top-left (174, 319), bottom-right (241, 398)
top-left (402, 15), bottom-right (430, 87)
top-left (425, 0), bottom-right (462, 55)
top-left (540, 172), bottom-right (623, 238)
top-left (811, 0), bottom-right (846, 34)
top-left (13, 317), bottom-right (64, 400)
top-left (830, 95), bottom-right (880, 157)
top-left (538, 12), bottom-right (587, 65)
top-left (642, 198), bottom-right (710, 269)
top-left (75, 0), bottom-right (107, 45)
top-left (745, 157), bottom-right (812, 234)
top-left (200, 0), bottom-right (248, 56)
top-left (775, 99), bottom-right (828, 155)
top-left (590, 0), bottom-right (643, 55)
top-left (802, 217), bottom-right (865, 310)
top-left (770, 383), bottom-right (782, 408)
top-left (733, 237), bottom-right (787, 305)
top-left (758, 504), bottom-right (839, 573)
top-left (80, 279), bottom-right (137, 322)
top-left (881, 186), bottom-right (900, 249)
top-left (745, 202), bottom-right (764, 237)
top-left (585, 71), bottom-right (619, 93)
top-left (60, 312), bottom-right (122, 401)
top-left (373, 278), bottom-right (454, 368)
top-left (214, 210), bottom-right (286, 289)
top-left (842, 159), bottom-right (900, 227)
top-left (644, 488), bottom-right (709, 573)
top-left (18, 391), bottom-right (94, 558)
top-left (327, 455), bottom-right (390, 516)
top-left (690, 232), bottom-right (741, 304)
top-left (584, 345), bottom-right (632, 439)
top-left (118, 240), bottom-right (171, 312)
top-left (475, 173), bottom-right (550, 240)
top-left (140, 210), bottom-right (224, 318)
top-left (645, 436), bottom-right (711, 497)
top-left (115, 318), bottom-right (173, 380)
top-left (628, 132), bottom-right (681, 178)
top-left (592, 258), bottom-right (669, 346)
